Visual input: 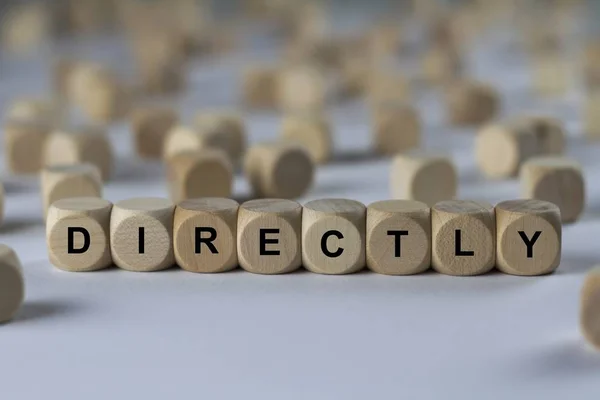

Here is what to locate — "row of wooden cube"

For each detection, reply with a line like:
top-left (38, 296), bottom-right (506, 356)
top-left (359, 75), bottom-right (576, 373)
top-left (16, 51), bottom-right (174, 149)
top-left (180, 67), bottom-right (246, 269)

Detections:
top-left (47, 197), bottom-right (561, 277)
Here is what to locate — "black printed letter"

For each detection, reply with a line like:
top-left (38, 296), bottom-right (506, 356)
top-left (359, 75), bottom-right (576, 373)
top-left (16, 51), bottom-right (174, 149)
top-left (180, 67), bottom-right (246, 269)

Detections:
top-left (387, 230), bottom-right (409, 257)
top-left (195, 227), bottom-right (219, 254)
top-left (260, 229), bottom-right (280, 255)
top-left (321, 230), bottom-right (344, 258)
top-left (518, 231), bottom-right (542, 258)
top-left (455, 229), bottom-right (474, 256)
top-left (67, 227), bottom-right (90, 254)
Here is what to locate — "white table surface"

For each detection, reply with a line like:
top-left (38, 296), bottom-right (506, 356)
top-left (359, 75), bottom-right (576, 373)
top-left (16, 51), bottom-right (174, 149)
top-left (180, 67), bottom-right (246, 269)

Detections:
top-left (1, 18), bottom-right (600, 400)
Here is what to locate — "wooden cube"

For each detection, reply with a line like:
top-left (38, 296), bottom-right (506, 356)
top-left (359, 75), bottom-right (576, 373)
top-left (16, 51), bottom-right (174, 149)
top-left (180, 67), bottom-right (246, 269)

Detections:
top-left (1, 2), bottom-right (50, 54)
top-left (44, 125), bottom-right (114, 181)
top-left (0, 244), bottom-right (24, 323)
top-left (513, 115), bottom-right (566, 155)
top-left (581, 267), bottom-right (600, 350)
top-left (372, 103), bottom-right (421, 155)
top-left (46, 197), bottom-right (113, 272)
top-left (131, 106), bottom-right (178, 159)
top-left (130, 29), bottom-right (187, 95)
top-left (4, 118), bottom-right (51, 174)
top-left (366, 200), bottom-right (431, 275)
top-left (367, 71), bottom-right (411, 107)
top-left (277, 65), bottom-right (328, 113)
top-left (421, 45), bottom-right (463, 85)
top-left (173, 198), bottom-right (239, 273)
top-left (238, 199), bottom-right (302, 274)
top-left (280, 112), bottom-right (332, 164)
top-left (475, 122), bottom-right (540, 179)
top-left (302, 199), bottom-right (366, 275)
top-left (584, 91), bottom-right (600, 140)
top-left (391, 153), bottom-right (457, 206)
top-left (166, 149), bottom-right (233, 203)
top-left (244, 142), bottom-right (315, 199)
top-left (6, 99), bottom-right (64, 128)
top-left (532, 54), bottom-right (570, 97)
top-left (67, 63), bottom-right (130, 123)
top-left (110, 198), bottom-right (175, 272)
top-left (431, 200), bottom-right (495, 276)
top-left (520, 156), bottom-right (585, 223)
top-left (41, 163), bottom-right (103, 218)
top-left (242, 67), bottom-right (279, 109)
top-left (165, 123), bottom-right (243, 163)
top-left (495, 199), bottom-right (561, 276)
top-left (194, 112), bottom-right (247, 165)
top-left (445, 81), bottom-right (500, 126)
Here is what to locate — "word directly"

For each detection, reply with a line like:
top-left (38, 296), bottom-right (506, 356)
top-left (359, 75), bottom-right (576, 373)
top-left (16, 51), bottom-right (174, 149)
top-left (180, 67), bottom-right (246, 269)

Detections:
top-left (46, 197), bottom-right (562, 276)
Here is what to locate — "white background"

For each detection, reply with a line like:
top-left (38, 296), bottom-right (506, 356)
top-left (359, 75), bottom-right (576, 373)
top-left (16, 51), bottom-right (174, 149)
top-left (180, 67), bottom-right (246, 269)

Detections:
top-left (1, 11), bottom-right (600, 400)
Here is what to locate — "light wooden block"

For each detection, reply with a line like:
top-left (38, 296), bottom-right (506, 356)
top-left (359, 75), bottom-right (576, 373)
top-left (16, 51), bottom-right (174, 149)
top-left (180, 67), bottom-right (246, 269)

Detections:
top-left (431, 200), bottom-right (495, 276)
top-left (131, 106), bottom-right (178, 159)
top-left (194, 112), bottom-right (247, 165)
top-left (244, 142), bottom-right (315, 199)
top-left (173, 198), bottom-right (239, 273)
top-left (372, 103), bottom-right (421, 155)
top-left (280, 112), bottom-right (332, 164)
top-left (277, 65), bottom-right (328, 113)
top-left (110, 198), bottom-right (175, 272)
top-left (421, 45), bottom-right (463, 85)
top-left (238, 199), bottom-right (302, 274)
top-left (4, 118), bottom-right (51, 174)
top-left (475, 122), bottom-right (540, 179)
top-left (366, 200), bottom-right (431, 275)
top-left (445, 81), bottom-right (500, 126)
top-left (0, 244), bottom-right (24, 323)
top-left (130, 30), bottom-right (187, 95)
top-left (163, 125), bottom-right (204, 160)
top-left (166, 149), bottom-right (233, 203)
top-left (44, 125), bottom-right (114, 181)
top-left (532, 54), bottom-right (570, 97)
top-left (242, 67), bottom-right (279, 109)
top-left (41, 163), bottom-right (103, 218)
top-left (6, 99), bottom-right (64, 128)
top-left (581, 267), bottom-right (600, 350)
top-left (1, 2), bottom-right (50, 54)
top-left (391, 153), bottom-right (457, 206)
top-left (513, 115), bottom-right (566, 155)
top-left (583, 43), bottom-right (600, 89)
top-left (302, 199), bottom-right (366, 275)
top-left (46, 197), bottom-right (112, 272)
top-left (584, 92), bottom-right (600, 140)
top-left (67, 63), bottom-right (130, 123)
top-left (367, 71), bottom-right (411, 107)
top-left (495, 199), bottom-right (561, 276)
top-left (520, 156), bottom-right (585, 224)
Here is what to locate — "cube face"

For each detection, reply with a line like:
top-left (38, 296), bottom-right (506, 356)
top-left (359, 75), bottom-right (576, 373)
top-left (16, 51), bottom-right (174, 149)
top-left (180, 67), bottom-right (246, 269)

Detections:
top-left (280, 114), bottom-right (332, 164)
top-left (496, 200), bottom-right (561, 276)
top-left (237, 199), bottom-right (302, 275)
top-left (46, 197), bottom-right (112, 272)
top-left (167, 150), bottom-right (233, 203)
top-left (391, 155), bottom-right (457, 207)
top-left (366, 200), bottom-right (431, 275)
top-left (132, 108), bottom-right (178, 159)
top-left (41, 164), bottom-right (103, 217)
top-left (244, 143), bottom-right (315, 199)
top-left (520, 157), bottom-right (585, 223)
top-left (0, 244), bottom-right (24, 323)
top-left (173, 199), bottom-right (238, 273)
top-left (5, 120), bottom-right (49, 174)
top-left (242, 68), bottom-right (278, 109)
top-left (431, 201), bottom-right (495, 276)
top-left (373, 105), bottom-right (420, 156)
top-left (302, 199), bottom-right (366, 275)
top-left (581, 269), bottom-right (600, 350)
top-left (110, 198), bottom-right (175, 272)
